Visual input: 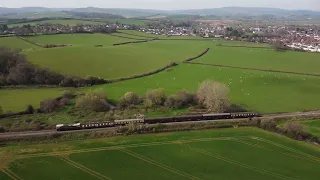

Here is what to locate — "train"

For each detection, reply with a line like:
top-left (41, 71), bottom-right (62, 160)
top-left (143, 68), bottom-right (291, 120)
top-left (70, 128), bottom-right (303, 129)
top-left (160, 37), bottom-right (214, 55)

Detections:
top-left (56, 112), bottom-right (259, 131)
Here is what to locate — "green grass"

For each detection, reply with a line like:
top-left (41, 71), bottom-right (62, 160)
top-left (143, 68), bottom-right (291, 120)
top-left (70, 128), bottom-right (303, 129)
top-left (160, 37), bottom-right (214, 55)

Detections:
top-left (25, 40), bottom-right (211, 79)
top-left (8, 19), bottom-right (102, 28)
top-left (91, 63), bottom-right (320, 113)
top-left (2, 128), bottom-right (320, 180)
top-left (0, 88), bottom-right (66, 112)
top-left (301, 120), bottom-right (320, 137)
top-left (0, 37), bottom-right (39, 50)
top-left (8, 157), bottom-right (97, 180)
top-left (24, 33), bottom-right (129, 47)
top-left (195, 46), bottom-right (320, 75)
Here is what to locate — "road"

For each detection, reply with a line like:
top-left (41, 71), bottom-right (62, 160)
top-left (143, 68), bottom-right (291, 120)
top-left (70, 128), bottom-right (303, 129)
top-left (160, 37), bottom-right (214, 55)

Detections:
top-left (1, 110), bottom-right (320, 138)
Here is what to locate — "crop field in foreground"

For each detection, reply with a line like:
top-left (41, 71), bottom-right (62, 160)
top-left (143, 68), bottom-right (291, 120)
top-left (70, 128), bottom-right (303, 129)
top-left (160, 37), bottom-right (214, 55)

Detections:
top-left (1, 128), bottom-right (319, 180)
top-left (0, 88), bottom-right (66, 112)
top-left (92, 63), bottom-right (320, 113)
top-left (7, 19), bottom-right (102, 28)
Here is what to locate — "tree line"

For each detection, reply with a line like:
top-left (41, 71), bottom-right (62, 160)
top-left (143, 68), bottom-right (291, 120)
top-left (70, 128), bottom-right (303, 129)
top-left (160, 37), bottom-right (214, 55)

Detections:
top-left (0, 47), bottom-right (106, 87)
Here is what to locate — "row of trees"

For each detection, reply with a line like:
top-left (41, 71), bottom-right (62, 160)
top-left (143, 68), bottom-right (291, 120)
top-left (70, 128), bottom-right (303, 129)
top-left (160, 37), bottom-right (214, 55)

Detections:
top-left (0, 47), bottom-right (106, 87)
top-left (118, 80), bottom-right (231, 112)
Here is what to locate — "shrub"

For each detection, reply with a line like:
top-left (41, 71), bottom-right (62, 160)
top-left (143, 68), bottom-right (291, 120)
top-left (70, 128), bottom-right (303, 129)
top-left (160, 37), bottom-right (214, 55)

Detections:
top-left (76, 92), bottom-right (110, 112)
top-left (145, 88), bottom-right (166, 106)
top-left (26, 105), bottom-right (34, 114)
top-left (143, 99), bottom-right (154, 110)
top-left (283, 121), bottom-right (308, 139)
top-left (259, 119), bottom-right (277, 131)
top-left (196, 80), bottom-right (230, 112)
top-left (164, 90), bottom-right (195, 109)
top-left (62, 90), bottom-right (75, 99)
top-left (59, 97), bottom-right (71, 106)
top-left (40, 99), bottom-right (60, 113)
top-left (0, 126), bottom-right (5, 133)
top-left (119, 92), bottom-right (141, 108)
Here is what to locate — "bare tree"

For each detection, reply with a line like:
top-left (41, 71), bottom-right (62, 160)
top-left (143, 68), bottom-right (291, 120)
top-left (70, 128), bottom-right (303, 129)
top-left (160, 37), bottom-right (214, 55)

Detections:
top-left (197, 80), bottom-right (230, 112)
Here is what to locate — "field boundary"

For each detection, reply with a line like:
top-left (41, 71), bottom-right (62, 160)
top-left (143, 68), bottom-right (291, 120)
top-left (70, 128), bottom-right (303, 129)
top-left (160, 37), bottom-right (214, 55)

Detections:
top-left (112, 38), bottom-right (157, 46)
top-left (17, 36), bottom-right (43, 48)
top-left (188, 145), bottom-right (297, 180)
top-left (109, 33), bottom-right (149, 41)
top-left (183, 48), bottom-right (210, 62)
top-left (185, 61), bottom-right (320, 77)
top-left (60, 157), bottom-right (111, 180)
top-left (119, 149), bottom-right (202, 180)
top-left (118, 31), bottom-right (157, 39)
top-left (104, 47), bottom-right (210, 84)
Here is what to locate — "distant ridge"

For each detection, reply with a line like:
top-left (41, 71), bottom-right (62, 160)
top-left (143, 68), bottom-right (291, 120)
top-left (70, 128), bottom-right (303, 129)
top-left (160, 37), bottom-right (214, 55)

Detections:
top-left (0, 6), bottom-right (319, 19)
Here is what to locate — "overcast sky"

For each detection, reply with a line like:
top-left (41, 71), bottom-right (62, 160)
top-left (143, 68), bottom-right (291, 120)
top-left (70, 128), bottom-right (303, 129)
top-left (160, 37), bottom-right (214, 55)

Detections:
top-left (0, 0), bottom-right (319, 11)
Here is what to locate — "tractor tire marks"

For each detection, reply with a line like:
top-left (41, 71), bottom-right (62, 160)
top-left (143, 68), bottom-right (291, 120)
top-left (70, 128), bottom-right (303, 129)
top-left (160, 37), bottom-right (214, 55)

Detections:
top-left (2, 169), bottom-right (23, 180)
top-left (231, 139), bottom-right (320, 164)
top-left (14, 137), bottom-right (241, 159)
top-left (251, 137), bottom-right (320, 162)
top-left (188, 146), bottom-right (297, 180)
top-left (60, 157), bottom-right (112, 180)
top-left (119, 149), bottom-right (202, 180)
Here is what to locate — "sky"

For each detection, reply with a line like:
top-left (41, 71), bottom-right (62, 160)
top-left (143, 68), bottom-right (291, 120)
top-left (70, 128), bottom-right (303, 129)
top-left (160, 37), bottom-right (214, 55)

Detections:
top-left (0, 0), bottom-right (319, 11)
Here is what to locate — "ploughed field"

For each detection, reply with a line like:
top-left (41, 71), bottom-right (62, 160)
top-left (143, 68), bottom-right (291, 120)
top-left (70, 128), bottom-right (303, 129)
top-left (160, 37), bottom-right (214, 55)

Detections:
top-left (1, 128), bottom-right (320, 180)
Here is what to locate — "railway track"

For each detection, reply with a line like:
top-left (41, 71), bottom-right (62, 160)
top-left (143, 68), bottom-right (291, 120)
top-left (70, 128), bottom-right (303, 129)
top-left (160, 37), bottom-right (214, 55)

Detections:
top-left (0, 111), bottom-right (319, 138)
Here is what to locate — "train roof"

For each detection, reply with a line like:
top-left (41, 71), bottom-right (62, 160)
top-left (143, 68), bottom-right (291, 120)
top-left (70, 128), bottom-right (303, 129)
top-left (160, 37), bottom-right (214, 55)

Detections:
top-left (114, 119), bottom-right (144, 122)
top-left (202, 113), bottom-right (231, 116)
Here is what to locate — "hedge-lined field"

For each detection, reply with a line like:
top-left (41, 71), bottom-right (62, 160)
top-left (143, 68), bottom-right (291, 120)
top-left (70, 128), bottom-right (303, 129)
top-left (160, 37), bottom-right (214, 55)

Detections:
top-left (0, 88), bottom-right (66, 112)
top-left (25, 41), bottom-right (212, 79)
top-left (24, 33), bottom-right (129, 47)
top-left (0, 37), bottom-right (39, 50)
top-left (300, 120), bottom-right (320, 137)
top-left (8, 19), bottom-right (102, 28)
top-left (195, 46), bottom-right (320, 75)
top-left (94, 64), bottom-right (320, 113)
top-left (2, 128), bottom-right (320, 180)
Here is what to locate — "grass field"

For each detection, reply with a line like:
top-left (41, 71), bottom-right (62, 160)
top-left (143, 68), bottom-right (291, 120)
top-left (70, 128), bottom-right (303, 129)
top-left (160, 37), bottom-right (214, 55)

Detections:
top-left (195, 46), bottom-right (320, 75)
top-left (301, 120), bottom-right (320, 137)
top-left (92, 63), bottom-right (320, 113)
top-left (0, 88), bottom-right (66, 112)
top-left (25, 40), bottom-right (211, 79)
top-left (8, 19), bottom-right (102, 28)
top-left (1, 127), bottom-right (320, 180)
top-left (24, 33), bottom-right (129, 47)
top-left (0, 37), bottom-right (39, 50)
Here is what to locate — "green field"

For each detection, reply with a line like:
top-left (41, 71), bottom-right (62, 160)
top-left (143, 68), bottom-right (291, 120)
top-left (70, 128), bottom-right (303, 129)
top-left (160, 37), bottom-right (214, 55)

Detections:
top-left (25, 33), bottom-right (129, 47)
top-left (195, 46), bottom-right (320, 75)
top-left (8, 19), bottom-right (102, 28)
top-left (1, 128), bottom-right (320, 180)
top-left (0, 37), bottom-right (39, 50)
top-left (92, 63), bottom-right (320, 113)
top-left (295, 120), bottom-right (320, 137)
top-left (25, 40), bottom-right (211, 79)
top-left (0, 88), bottom-right (66, 112)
